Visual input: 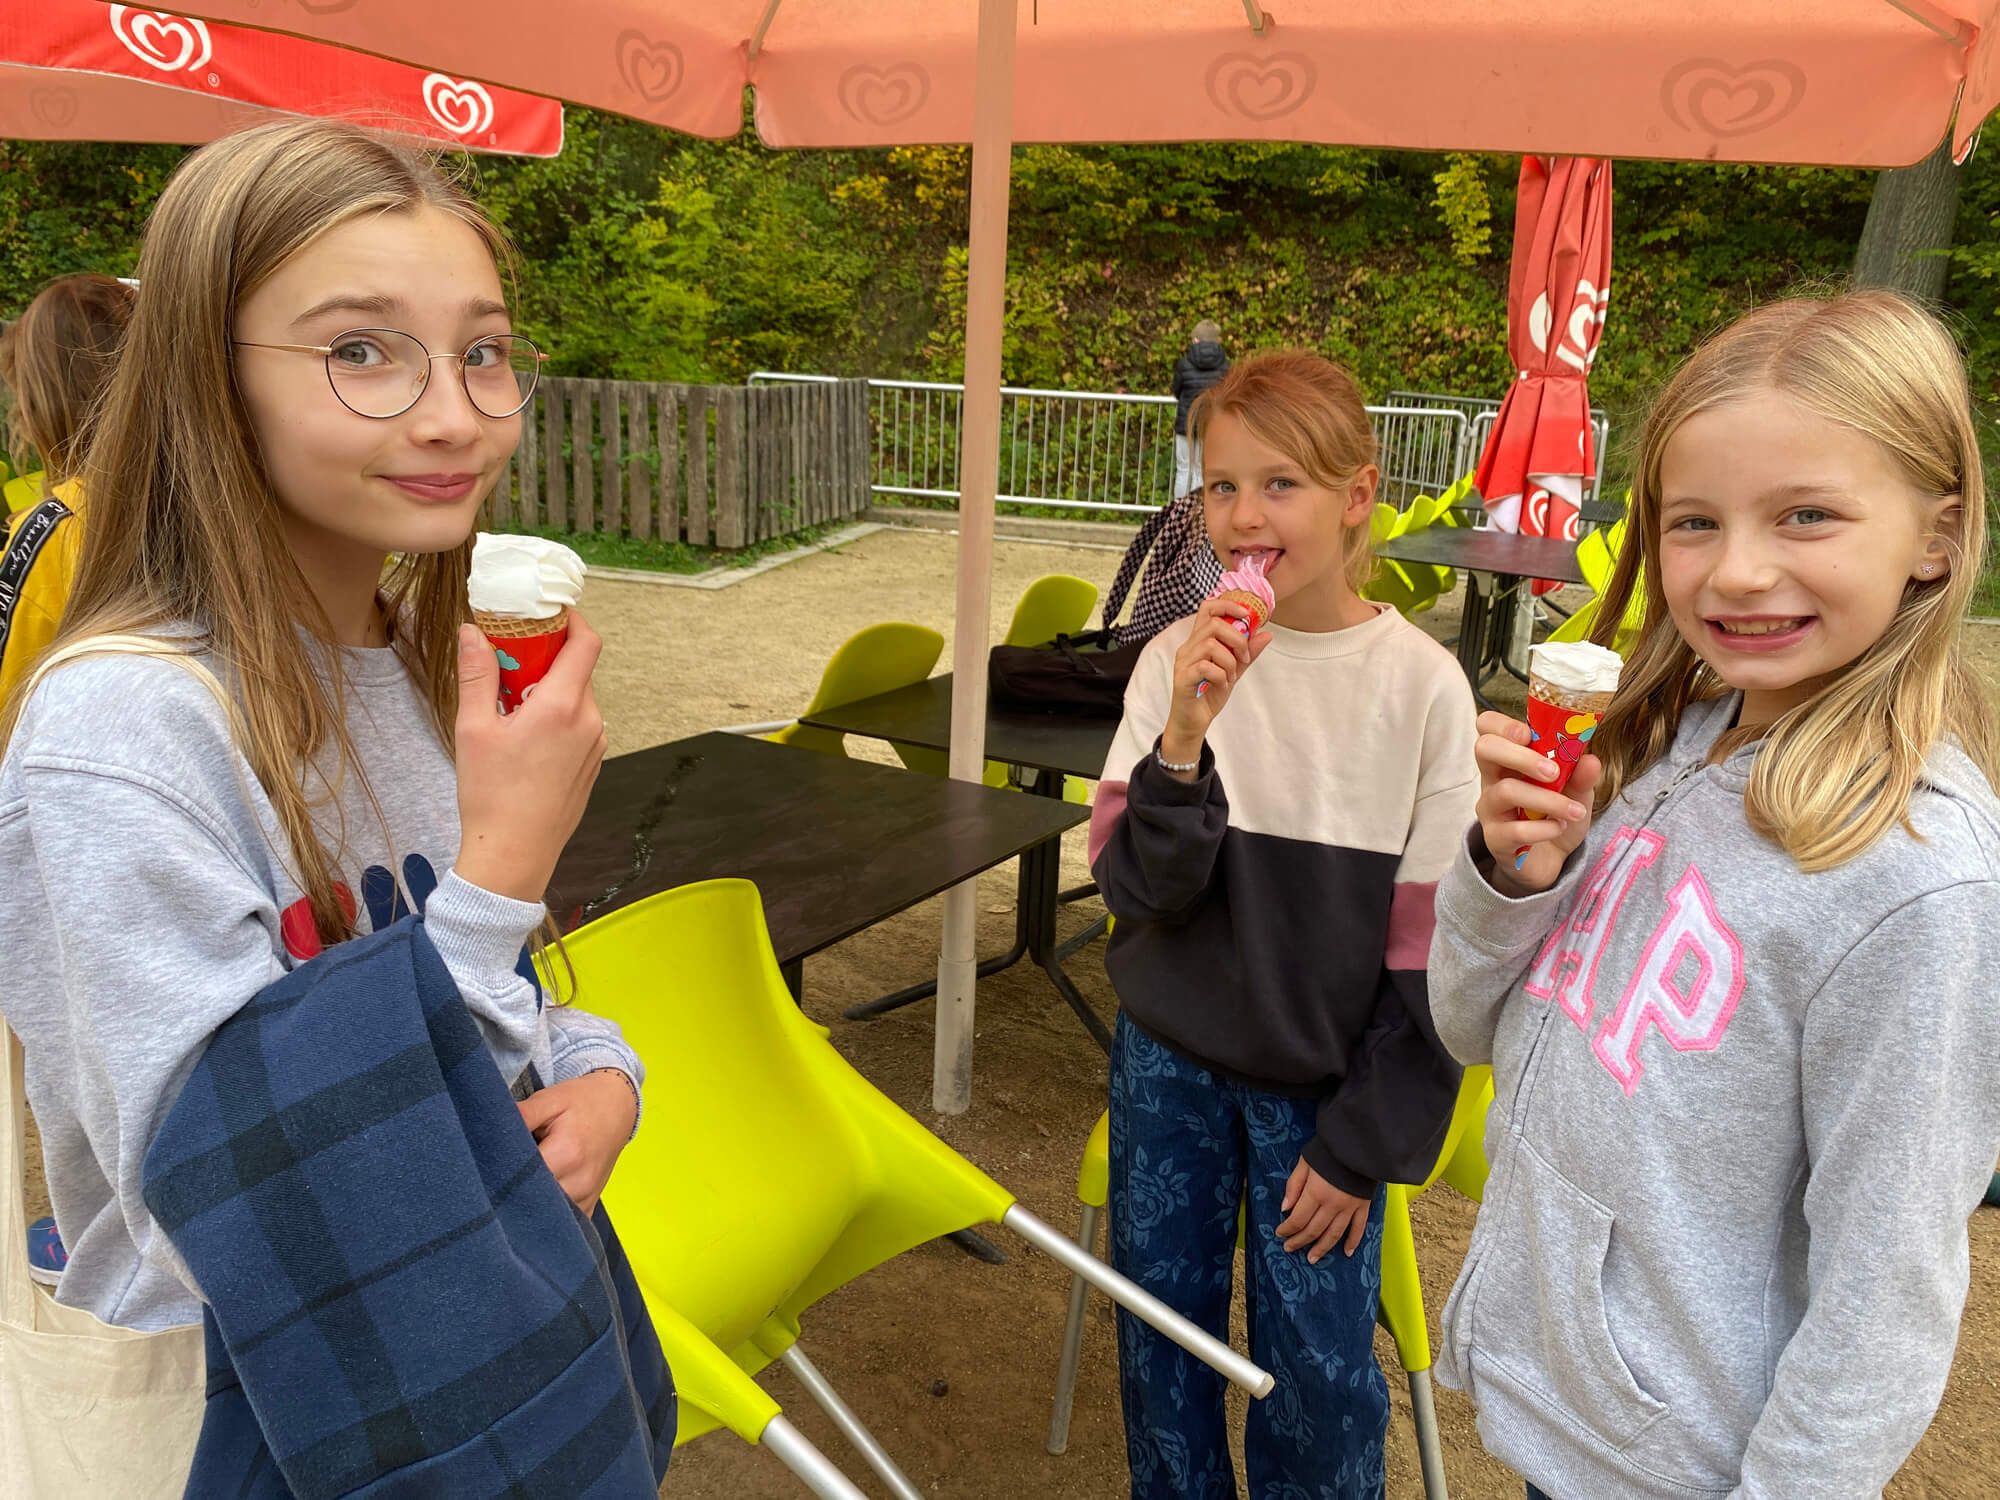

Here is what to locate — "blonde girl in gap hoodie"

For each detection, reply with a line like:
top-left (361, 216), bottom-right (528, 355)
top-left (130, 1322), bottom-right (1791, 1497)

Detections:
top-left (1430, 291), bottom-right (2000, 1500)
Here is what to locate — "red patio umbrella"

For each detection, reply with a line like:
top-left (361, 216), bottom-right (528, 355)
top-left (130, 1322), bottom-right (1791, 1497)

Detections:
top-left (0, 3), bottom-right (562, 154)
top-left (1473, 155), bottom-right (1613, 593)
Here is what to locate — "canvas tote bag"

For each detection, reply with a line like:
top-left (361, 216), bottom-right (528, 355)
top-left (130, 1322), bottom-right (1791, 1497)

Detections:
top-left (0, 1023), bottom-right (204, 1497)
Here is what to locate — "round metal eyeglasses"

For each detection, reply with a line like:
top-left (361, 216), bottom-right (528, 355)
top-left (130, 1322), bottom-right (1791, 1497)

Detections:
top-left (233, 328), bottom-right (547, 419)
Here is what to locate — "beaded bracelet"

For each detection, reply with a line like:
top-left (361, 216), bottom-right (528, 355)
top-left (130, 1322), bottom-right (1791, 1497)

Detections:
top-left (588, 1066), bottom-right (643, 1141)
top-left (1155, 746), bottom-right (1200, 774)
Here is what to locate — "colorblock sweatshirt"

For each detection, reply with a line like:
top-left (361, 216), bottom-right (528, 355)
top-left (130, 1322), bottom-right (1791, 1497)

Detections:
top-left (0, 636), bottom-right (644, 1332)
top-left (1089, 603), bottom-right (1479, 1194)
top-left (1430, 692), bottom-right (2000, 1500)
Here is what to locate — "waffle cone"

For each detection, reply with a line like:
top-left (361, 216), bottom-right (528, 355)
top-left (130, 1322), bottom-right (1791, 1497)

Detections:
top-left (1216, 589), bottom-right (1270, 631)
top-left (474, 605), bottom-right (570, 640)
top-left (1527, 672), bottom-right (1614, 716)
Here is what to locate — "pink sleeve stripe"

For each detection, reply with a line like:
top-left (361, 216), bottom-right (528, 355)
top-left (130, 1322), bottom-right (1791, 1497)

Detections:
top-left (1087, 781), bottom-right (1130, 868)
top-left (1384, 879), bottom-right (1439, 971)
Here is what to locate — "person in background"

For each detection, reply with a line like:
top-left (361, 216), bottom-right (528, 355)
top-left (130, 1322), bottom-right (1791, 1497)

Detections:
top-left (1171, 319), bottom-right (1229, 499)
top-left (0, 274), bottom-right (136, 707)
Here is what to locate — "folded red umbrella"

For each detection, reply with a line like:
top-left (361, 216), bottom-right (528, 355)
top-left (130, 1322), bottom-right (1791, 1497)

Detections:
top-left (0, 2), bottom-right (561, 154)
top-left (1474, 155), bottom-right (1613, 594)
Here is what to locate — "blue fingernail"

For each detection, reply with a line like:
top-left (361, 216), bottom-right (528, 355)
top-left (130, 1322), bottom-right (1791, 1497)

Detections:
top-left (1513, 850), bottom-right (1528, 871)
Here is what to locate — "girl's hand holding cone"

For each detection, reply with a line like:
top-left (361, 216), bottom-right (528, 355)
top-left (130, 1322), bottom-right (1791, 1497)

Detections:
top-left (453, 611), bottom-right (608, 904)
top-left (1161, 596), bottom-right (1273, 772)
top-left (1472, 709), bottom-right (1599, 895)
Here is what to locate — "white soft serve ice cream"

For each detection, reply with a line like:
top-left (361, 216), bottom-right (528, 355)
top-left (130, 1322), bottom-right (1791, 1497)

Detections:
top-left (1527, 640), bottom-right (1623, 696)
top-left (468, 533), bottom-right (587, 620)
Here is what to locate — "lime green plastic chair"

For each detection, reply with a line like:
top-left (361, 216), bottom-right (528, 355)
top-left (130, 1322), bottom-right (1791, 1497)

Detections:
top-left (1560, 515), bottom-right (1645, 654)
top-left (551, 880), bottom-right (1272, 1499)
top-left (764, 622), bottom-right (943, 757)
top-left (1005, 573), bottom-right (1100, 648)
top-left (1363, 502), bottom-right (1453, 617)
top-left (1433, 472), bottom-right (1479, 528)
top-left (1047, 1064), bottom-right (1495, 1500)
top-left (3, 469), bottom-right (45, 513)
top-left (1550, 590), bottom-right (1645, 656)
top-left (1575, 528), bottom-right (1616, 597)
top-left (1402, 491), bottom-right (1452, 534)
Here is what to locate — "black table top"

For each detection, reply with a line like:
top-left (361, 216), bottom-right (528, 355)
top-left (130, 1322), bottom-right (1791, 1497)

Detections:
top-left (799, 674), bottom-right (1119, 783)
top-left (1375, 527), bottom-right (1586, 585)
top-left (549, 731), bottom-right (1087, 962)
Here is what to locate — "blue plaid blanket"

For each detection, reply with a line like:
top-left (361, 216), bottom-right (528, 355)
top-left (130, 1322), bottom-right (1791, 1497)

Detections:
top-left (141, 917), bottom-right (673, 1499)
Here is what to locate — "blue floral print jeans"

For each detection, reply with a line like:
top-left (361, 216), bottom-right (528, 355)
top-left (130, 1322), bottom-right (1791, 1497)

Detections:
top-left (1108, 1014), bottom-right (1390, 1500)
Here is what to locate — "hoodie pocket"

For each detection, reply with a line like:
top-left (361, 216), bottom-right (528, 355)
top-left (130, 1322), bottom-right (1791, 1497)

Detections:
top-left (1469, 1140), bottom-right (1669, 1453)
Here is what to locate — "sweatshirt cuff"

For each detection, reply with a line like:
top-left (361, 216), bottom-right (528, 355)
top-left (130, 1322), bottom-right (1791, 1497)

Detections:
top-left (424, 870), bottom-right (546, 996)
top-left (1301, 1134), bottom-right (1377, 1200)
top-left (1435, 823), bottom-right (1584, 961)
top-left (1130, 737), bottom-right (1218, 804)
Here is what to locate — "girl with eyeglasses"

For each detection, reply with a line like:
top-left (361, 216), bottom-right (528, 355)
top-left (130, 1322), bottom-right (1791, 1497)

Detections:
top-left (0, 120), bottom-right (642, 1348)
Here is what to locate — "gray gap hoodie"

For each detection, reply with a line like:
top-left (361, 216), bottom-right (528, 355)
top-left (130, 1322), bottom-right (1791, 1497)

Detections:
top-left (1430, 692), bottom-right (2000, 1499)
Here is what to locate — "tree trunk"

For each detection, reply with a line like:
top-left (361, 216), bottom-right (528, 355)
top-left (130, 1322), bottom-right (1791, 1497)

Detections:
top-left (1852, 136), bottom-right (1963, 302)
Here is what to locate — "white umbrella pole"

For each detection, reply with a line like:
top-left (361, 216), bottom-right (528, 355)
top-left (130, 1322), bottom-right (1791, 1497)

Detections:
top-left (933, 0), bottom-right (1017, 1115)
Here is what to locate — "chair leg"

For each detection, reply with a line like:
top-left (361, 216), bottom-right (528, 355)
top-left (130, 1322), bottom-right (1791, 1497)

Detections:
top-left (758, 1414), bottom-right (872, 1500)
top-left (1408, 1368), bottom-right (1451, 1500)
top-left (778, 1345), bottom-right (926, 1500)
top-left (1046, 1201), bottom-right (1102, 1455)
top-left (1003, 1204), bottom-right (1273, 1397)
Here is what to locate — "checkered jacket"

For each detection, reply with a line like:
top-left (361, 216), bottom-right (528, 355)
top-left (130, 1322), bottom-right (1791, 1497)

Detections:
top-left (141, 918), bottom-right (674, 1499)
top-left (1105, 494), bottom-right (1222, 646)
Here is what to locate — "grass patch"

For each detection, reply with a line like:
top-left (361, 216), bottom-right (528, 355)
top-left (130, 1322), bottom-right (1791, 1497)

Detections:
top-left (491, 519), bottom-right (859, 575)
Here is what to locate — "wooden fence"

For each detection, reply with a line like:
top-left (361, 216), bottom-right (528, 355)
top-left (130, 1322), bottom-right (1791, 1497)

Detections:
top-left (488, 376), bottom-right (872, 548)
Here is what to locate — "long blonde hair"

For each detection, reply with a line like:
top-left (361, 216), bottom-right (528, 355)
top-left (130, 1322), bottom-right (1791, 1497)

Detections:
top-left (1, 120), bottom-right (506, 948)
top-left (1191, 350), bottom-right (1379, 592)
top-left (1590, 290), bottom-right (1999, 871)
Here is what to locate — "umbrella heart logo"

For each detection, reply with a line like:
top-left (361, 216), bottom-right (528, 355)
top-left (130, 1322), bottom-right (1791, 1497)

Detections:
top-left (616, 31), bottom-right (685, 104)
top-left (838, 64), bottom-right (929, 126)
top-left (31, 88), bottom-right (80, 130)
top-left (1206, 53), bottom-right (1316, 122)
top-left (108, 7), bottom-right (213, 74)
top-left (422, 74), bottom-right (494, 137)
top-left (1661, 58), bottom-right (1805, 140)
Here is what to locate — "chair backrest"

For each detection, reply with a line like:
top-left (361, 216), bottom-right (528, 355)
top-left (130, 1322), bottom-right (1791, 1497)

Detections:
top-left (2, 471), bottom-right (45, 516)
top-left (1006, 574), bottom-right (1100, 647)
top-left (1575, 528), bottom-right (1616, 596)
top-left (548, 881), bottom-right (1012, 1367)
top-left (1401, 493), bottom-right (1441, 533)
top-left (766, 621), bottom-right (943, 756)
top-left (1415, 1065), bottom-right (1493, 1195)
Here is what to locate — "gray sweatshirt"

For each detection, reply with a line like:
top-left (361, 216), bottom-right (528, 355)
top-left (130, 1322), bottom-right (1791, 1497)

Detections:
top-left (1430, 692), bottom-right (2000, 1500)
top-left (0, 639), bottom-right (643, 1332)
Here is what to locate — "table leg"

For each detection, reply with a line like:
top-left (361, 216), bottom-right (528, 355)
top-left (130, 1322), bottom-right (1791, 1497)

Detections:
top-left (1456, 574), bottom-right (1497, 712)
top-left (842, 915), bottom-right (1027, 1020)
top-left (1022, 773), bottom-right (1113, 1053)
top-left (1457, 574), bottom-right (1489, 682)
top-left (843, 768), bottom-right (1111, 1051)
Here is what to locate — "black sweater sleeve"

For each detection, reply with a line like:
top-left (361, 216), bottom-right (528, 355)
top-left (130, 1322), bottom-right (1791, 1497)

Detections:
top-left (1093, 741), bottom-right (1231, 925)
top-left (1305, 965), bottom-right (1462, 1198)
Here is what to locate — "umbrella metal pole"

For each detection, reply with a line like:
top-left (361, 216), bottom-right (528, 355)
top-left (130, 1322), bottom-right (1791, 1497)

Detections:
top-left (934, 0), bottom-right (1018, 1115)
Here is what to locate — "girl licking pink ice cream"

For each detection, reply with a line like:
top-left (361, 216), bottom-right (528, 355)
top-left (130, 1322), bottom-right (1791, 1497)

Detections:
top-left (1195, 550), bottom-right (1276, 698)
